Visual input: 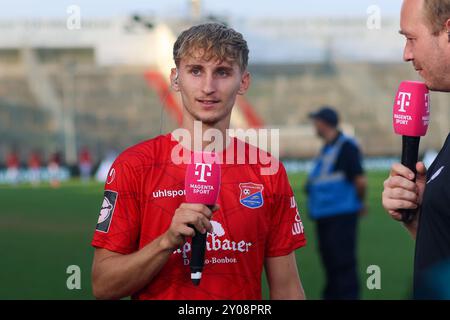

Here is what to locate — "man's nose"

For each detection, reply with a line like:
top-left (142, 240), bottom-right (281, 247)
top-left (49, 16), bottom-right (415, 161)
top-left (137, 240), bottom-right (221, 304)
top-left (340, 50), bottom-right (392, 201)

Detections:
top-left (403, 43), bottom-right (413, 62)
top-left (201, 73), bottom-right (216, 95)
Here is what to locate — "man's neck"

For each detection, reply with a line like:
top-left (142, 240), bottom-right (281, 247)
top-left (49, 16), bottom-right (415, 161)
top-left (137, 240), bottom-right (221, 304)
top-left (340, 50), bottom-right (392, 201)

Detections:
top-left (324, 129), bottom-right (340, 144)
top-left (179, 119), bottom-right (231, 152)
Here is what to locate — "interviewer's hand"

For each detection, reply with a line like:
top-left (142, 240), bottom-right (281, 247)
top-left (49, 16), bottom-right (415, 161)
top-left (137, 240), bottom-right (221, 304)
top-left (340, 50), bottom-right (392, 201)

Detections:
top-left (161, 203), bottom-right (219, 250)
top-left (382, 162), bottom-right (426, 225)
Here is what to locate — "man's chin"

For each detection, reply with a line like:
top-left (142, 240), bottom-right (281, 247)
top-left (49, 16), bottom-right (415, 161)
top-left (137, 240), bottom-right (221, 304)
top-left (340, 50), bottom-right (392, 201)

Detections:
top-left (418, 72), bottom-right (450, 92)
top-left (425, 80), bottom-right (450, 92)
top-left (192, 115), bottom-right (222, 126)
top-left (199, 119), bottom-right (220, 126)
top-left (190, 111), bottom-right (230, 126)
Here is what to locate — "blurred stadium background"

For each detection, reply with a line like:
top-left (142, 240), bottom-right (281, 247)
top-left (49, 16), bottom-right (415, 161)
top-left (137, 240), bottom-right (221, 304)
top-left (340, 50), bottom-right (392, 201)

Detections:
top-left (1, 0), bottom-right (447, 299)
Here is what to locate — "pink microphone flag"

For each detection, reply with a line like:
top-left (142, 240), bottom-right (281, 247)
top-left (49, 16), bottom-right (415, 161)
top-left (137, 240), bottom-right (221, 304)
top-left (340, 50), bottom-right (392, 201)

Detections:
top-left (185, 152), bottom-right (221, 205)
top-left (393, 81), bottom-right (430, 137)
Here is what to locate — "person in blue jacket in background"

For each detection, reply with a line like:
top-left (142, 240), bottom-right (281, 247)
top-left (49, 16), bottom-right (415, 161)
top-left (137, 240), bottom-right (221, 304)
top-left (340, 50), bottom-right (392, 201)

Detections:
top-left (306, 106), bottom-right (367, 300)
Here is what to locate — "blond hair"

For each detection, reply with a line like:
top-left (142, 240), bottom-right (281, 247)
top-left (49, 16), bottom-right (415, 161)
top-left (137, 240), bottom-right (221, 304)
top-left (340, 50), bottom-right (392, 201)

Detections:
top-left (423, 0), bottom-right (450, 35)
top-left (173, 23), bottom-right (249, 71)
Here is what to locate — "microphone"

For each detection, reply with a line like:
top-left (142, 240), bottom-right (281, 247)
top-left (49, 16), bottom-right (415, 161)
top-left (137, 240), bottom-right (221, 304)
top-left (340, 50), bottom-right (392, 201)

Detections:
top-left (185, 152), bottom-right (221, 286)
top-left (393, 81), bottom-right (430, 223)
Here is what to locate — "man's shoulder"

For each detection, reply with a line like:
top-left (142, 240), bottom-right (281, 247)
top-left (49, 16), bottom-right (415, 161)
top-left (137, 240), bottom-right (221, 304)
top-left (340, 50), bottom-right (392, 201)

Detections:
top-left (114, 133), bottom-right (173, 167)
top-left (340, 136), bottom-right (361, 154)
top-left (235, 137), bottom-right (279, 160)
top-left (234, 137), bottom-right (283, 172)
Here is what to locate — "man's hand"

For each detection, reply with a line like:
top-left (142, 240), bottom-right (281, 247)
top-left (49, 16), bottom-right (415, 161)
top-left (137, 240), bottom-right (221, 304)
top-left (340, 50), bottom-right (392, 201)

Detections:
top-left (382, 162), bottom-right (427, 236)
top-left (161, 203), bottom-right (219, 250)
top-left (354, 175), bottom-right (367, 217)
top-left (92, 202), bottom-right (219, 300)
top-left (358, 204), bottom-right (368, 217)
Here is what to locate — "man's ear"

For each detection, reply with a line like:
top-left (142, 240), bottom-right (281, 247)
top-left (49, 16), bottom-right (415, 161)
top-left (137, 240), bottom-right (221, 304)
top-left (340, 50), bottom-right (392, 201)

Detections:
top-left (446, 19), bottom-right (450, 42)
top-left (170, 68), bottom-right (180, 91)
top-left (237, 71), bottom-right (251, 95)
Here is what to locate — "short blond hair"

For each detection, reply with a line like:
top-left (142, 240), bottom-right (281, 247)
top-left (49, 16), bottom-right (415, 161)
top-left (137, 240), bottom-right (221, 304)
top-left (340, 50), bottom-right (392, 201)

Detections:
top-left (173, 23), bottom-right (249, 71)
top-left (423, 0), bottom-right (450, 35)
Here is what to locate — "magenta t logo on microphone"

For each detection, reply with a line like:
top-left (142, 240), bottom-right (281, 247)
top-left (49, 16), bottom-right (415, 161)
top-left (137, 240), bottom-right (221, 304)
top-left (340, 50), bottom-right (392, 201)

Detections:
top-left (194, 163), bottom-right (212, 183)
top-left (393, 81), bottom-right (430, 137)
top-left (185, 152), bottom-right (221, 205)
top-left (396, 91), bottom-right (411, 113)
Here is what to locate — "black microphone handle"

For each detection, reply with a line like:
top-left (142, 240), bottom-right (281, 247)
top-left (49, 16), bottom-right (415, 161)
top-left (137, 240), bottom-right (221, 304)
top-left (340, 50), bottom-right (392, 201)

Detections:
top-left (400, 136), bottom-right (420, 223)
top-left (190, 231), bottom-right (207, 278)
top-left (190, 204), bottom-right (214, 285)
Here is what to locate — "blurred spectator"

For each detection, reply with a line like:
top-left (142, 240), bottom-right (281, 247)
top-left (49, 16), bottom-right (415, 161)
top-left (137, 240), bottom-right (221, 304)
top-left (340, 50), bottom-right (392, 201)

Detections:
top-left (79, 147), bottom-right (93, 182)
top-left (6, 150), bottom-right (20, 185)
top-left (95, 150), bottom-right (118, 183)
top-left (305, 106), bottom-right (367, 300)
top-left (28, 151), bottom-right (41, 186)
top-left (48, 152), bottom-right (62, 188)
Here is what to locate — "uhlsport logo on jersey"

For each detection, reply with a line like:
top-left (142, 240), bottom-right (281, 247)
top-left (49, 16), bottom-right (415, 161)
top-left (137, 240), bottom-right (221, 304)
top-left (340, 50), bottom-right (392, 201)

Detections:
top-left (239, 183), bottom-right (264, 209)
top-left (152, 189), bottom-right (185, 199)
top-left (96, 190), bottom-right (117, 233)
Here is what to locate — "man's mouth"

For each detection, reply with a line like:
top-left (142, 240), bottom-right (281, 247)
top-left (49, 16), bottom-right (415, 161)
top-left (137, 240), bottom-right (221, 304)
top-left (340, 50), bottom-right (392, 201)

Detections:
top-left (196, 99), bottom-right (221, 105)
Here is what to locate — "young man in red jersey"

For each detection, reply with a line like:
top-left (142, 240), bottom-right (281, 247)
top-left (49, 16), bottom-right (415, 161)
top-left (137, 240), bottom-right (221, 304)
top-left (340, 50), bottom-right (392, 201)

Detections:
top-left (91, 23), bottom-right (306, 300)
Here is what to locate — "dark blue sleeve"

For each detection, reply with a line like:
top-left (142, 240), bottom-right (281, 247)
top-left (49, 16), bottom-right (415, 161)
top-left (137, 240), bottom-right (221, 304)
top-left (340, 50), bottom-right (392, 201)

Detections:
top-left (334, 141), bottom-right (364, 182)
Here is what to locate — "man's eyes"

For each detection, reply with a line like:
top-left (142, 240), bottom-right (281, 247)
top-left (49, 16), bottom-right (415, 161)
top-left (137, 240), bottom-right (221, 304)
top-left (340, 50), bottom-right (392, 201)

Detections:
top-left (188, 68), bottom-right (231, 77)
top-left (216, 69), bottom-right (230, 77)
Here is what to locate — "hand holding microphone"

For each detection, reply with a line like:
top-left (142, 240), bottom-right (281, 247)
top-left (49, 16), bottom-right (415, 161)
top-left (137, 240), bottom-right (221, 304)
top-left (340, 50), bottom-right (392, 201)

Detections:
top-left (383, 162), bottom-right (427, 225)
top-left (382, 81), bottom-right (430, 225)
top-left (164, 203), bottom-right (216, 250)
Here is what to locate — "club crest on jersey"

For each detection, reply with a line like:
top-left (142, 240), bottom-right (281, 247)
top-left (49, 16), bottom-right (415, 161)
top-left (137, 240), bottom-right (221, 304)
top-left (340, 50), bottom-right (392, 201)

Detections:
top-left (239, 183), bottom-right (264, 209)
top-left (96, 190), bottom-right (117, 233)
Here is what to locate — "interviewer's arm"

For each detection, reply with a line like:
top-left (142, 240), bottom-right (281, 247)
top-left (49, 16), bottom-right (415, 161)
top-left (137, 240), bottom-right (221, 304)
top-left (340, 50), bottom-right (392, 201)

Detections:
top-left (265, 252), bottom-right (305, 300)
top-left (382, 162), bottom-right (427, 239)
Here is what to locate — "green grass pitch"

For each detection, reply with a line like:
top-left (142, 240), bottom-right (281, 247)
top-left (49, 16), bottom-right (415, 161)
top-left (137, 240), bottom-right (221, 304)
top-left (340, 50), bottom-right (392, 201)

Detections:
top-left (0, 172), bottom-right (415, 299)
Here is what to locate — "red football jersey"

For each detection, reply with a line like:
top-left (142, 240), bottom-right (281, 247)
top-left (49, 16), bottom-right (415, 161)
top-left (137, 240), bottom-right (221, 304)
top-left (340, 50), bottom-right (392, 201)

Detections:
top-left (92, 133), bottom-right (306, 300)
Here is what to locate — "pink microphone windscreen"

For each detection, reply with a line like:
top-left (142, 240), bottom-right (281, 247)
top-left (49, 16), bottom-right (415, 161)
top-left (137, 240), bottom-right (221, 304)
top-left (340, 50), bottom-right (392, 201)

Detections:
top-left (393, 81), bottom-right (430, 137)
top-left (185, 152), bottom-right (221, 205)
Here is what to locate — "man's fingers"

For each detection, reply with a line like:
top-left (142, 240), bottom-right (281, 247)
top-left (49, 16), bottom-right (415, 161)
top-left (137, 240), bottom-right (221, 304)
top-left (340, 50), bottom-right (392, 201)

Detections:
top-left (390, 163), bottom-right (415, 180)
top-left (189, 214), bottom-right (207, 234)
top-left (173, 204), bottom-right (217, 236)
top-left (179, 203), bottom-right (213, 218)
top-left (416, 162), bottom-right (427, 183)
top-left (180, 211), bottom-right (211, 234)
top-left (204, 220), bottom-right (213, 233)
top-left (383, 163), bottom-right (424, 224)
top-left (416, 161), bottom-right (427, 174)
top-left (388, 211), bottom-right (403, 221)
top-left (386, 199), bottom-right (418, 211)
top-left (385, 175), bottom-right (418, 192)
top-left (389, 188), bottom-right (419, 202)
top-left (179, 225), bottom-right (196, 238)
